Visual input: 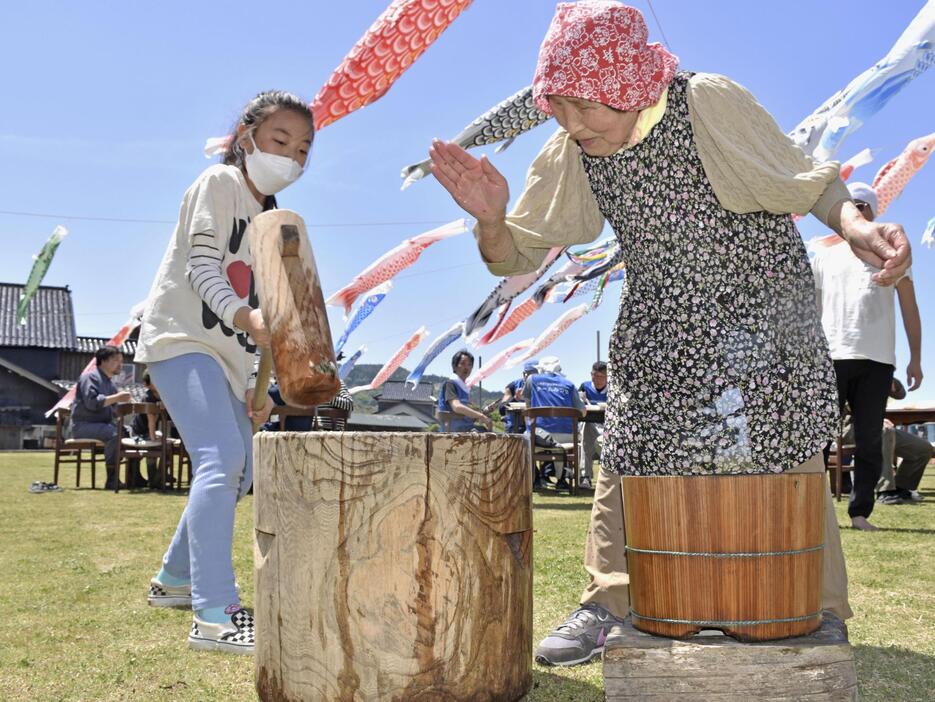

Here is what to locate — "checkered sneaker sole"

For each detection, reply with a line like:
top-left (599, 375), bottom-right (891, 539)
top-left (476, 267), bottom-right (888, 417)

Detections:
top-left (148, 579), bottom-right (192, 609)
top-left (148, 579), bottom-right (240, 609)
top-left (189, 609), bottom-right (255, 655)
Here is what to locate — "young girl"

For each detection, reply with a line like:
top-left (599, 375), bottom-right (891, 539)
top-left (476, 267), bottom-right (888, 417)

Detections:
top-left (135, 90), bottom-right (314, 654)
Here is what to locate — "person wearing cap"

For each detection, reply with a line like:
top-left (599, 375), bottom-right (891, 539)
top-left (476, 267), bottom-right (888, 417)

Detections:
top-left (429, 0), bottom-right (911, 667)
top-left (813, 182), bottom-right (923, 527)
top-left (524, 356), bottom-right (587, 490)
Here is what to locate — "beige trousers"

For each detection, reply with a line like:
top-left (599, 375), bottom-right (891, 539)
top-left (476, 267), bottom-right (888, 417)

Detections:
top-left (579, 454), bottom-right (853, 621)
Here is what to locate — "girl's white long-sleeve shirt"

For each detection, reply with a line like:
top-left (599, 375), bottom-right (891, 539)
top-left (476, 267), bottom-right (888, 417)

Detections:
top-left (136, 164), bottom-right (264, 400)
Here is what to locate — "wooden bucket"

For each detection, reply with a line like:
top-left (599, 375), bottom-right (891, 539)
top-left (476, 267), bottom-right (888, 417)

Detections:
top-left (622, 473), bottom-right (824, 642)
top-left (253, 432), bottom-right (533, 702)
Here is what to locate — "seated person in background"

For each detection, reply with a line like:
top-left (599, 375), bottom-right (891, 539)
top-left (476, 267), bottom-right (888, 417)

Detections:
top-left (525, 356), bottom-right (587, 489)
top-left (437, 349), bottom-right (493, 432)
top-left (130, 372), bottom-right (177, 488)
top-left (495, 360), bottom-right (538, 433)
top-left (132, 374), bottom-right (161, 442)
top-left (577, 361), bottom-right (608, 490)
top-left (264, 379), bottom-right (354, 431)
top-left (877, 378), bottom-right (932, 505)
top-left (70, 345), bottom-right (132, 490)
top-left (496, 377), bottom-right (524, 434)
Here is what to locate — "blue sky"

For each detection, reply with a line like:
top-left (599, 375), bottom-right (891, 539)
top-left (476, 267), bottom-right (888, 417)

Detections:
top-left (1, 1), bottom-right (932, 404)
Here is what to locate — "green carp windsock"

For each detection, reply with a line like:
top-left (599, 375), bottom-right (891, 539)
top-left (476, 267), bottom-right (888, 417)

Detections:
top-left (401, 85), bottom-right (552, 189)
top-left (17, 225), bottom-right (68, 325)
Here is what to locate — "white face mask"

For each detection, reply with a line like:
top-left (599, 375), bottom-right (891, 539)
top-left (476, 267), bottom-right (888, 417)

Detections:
top-left (243, 134), bottom-right (304, 195)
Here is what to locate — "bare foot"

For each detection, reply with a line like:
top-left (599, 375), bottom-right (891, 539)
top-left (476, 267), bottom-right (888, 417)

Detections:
top-left (851, 516), bottom-right (879, 531)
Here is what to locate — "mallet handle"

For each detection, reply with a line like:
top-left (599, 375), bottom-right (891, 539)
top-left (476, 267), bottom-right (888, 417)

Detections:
top-left (253, 348), bottom-right (273, 413)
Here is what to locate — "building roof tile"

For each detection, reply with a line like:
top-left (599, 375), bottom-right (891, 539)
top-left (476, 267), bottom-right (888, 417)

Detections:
top-left (376, 381), bottom-right (435, 403)
top-left (0, 283), bottom-right (77, 349)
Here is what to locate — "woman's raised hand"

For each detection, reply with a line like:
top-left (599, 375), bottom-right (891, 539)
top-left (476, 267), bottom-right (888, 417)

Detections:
top-left (429, 140), bottom-right (510, 225)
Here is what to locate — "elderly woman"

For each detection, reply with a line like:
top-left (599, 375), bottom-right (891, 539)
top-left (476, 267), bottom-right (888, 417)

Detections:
top-left (430, 1), bottom-right (910, 667)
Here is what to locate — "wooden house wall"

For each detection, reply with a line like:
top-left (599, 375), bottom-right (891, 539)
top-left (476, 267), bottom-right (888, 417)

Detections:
top-left (0, 347), bottom-right (60, 380)
top-left (0, 369), bottom-right (58, 425)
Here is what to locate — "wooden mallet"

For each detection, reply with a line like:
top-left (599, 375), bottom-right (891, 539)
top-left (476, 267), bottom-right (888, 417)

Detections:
top-left (249, 209), bottom-right (340, 417)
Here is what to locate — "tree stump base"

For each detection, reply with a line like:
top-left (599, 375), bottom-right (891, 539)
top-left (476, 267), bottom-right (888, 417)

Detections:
top-left (603, 615), bottom-right (857, 701)
top-left (254, 432), bottom-right (532, 702)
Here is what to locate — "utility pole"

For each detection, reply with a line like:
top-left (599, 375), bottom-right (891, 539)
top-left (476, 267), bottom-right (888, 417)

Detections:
top-left (596, 330), bottom-right (601, 362)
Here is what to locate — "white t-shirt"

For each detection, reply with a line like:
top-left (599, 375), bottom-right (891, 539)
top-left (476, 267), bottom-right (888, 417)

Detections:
top-left (136, 164), bottom-right (264, 400)
top-left (811, 242), bottom-right (909, 367)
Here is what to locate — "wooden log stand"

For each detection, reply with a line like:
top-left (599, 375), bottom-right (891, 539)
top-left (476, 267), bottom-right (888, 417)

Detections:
top-left (254, 432), bottom-right (533, 702)
top-left (603, 615), bottom-right (857, 701)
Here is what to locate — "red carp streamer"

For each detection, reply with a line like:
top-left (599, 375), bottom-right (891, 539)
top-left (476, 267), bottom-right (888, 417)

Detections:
top-left (313, 0), bottom-right (473, 129)
top-left (476, 297), bottom-right (542, 347)
top-left (351, 325), bottom-right (430, 393)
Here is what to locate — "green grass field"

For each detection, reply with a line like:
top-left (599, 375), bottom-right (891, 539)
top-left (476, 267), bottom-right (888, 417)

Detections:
top-left (0, 451), bottom-right (932, 701)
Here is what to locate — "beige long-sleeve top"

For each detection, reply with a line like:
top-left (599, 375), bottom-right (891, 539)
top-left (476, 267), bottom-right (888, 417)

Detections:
top-left (484, 72), bottom-right (850, 276)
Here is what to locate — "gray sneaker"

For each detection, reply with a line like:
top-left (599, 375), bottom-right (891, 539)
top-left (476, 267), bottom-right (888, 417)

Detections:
top-left (535, 603), bottom-right (623, 666)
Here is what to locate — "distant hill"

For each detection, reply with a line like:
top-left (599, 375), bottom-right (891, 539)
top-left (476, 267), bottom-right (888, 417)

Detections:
top-left (344, 364), bottom-right (505, 414)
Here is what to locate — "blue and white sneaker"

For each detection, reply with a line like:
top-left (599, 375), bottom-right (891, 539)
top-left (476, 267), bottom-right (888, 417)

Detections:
top-left (28, 481), bottom-right (62, 493)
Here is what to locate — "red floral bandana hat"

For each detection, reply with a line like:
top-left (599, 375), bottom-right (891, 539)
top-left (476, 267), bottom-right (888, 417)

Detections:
top-left (533, 1), bottom-right (679, 114)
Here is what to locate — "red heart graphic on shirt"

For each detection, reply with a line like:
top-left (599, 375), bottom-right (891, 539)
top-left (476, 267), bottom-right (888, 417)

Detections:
top-left (226, 261), bottom-right (252, 299)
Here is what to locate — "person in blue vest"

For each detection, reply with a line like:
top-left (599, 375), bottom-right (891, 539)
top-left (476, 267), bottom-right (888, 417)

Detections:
top-left (437, 350), bottom-right (493, 432)
top-left (498, 377), bottom-right (524, 433)
top-left (495, 360), bottom-right (538, 433)
top-left (577, 361), bottom-right (608, 489)
top-left (525, 356), bottom-right (586, 489)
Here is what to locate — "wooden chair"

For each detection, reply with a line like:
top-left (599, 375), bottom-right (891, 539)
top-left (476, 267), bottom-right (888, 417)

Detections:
top-left (275, 405), bottom-right (349, 431)
top-left (113, 403), bottom-right (167, 492)
top-left (154, 413), bottom-right (192, 492)
top-left (525, 406), bottom-right (583, 496)
top-left (167, 436), bottom-right (192, 491)
top-left (827, 425), bottom-right (856, 502)
top-left (52, 408), bottom-right (105, 489)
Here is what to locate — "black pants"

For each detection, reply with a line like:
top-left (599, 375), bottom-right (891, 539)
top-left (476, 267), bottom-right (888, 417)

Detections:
top-left (832, 359), bottom-right (894, 519)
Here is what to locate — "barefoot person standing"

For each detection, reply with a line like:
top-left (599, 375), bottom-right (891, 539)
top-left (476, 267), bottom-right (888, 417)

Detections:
top-left (429, 1), bottom-right (910, 667)
top-left (813, 182), bottom-right (924, 531)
